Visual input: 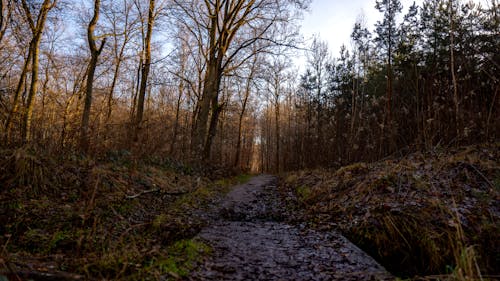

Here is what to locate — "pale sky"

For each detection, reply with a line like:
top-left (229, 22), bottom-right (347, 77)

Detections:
top-left (299, 0), bottom-right (491, 66)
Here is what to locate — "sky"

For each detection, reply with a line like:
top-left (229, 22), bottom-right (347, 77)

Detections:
top-left (300, 0), bottom-right (422, 56)
top-left (299, 0), bottom-right (491, 66)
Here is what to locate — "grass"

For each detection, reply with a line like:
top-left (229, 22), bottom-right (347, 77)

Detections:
top-left (282, 143), bottom-right (499, 279)
top-left (149, 239), bottom-right (211, 278)
top-left (447, 200), bottom-right (483, 281)
top-left (0, 147), bottom-right (246, 280)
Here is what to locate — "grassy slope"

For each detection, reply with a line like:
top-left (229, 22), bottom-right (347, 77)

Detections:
top-left (282, 143), bottom-right (499, 279)
top-left (0, 147), bottom-right (249, 280)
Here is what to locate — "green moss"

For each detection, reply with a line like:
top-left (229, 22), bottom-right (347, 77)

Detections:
top-left (235, 174), bottom-right (252, 184)
top-left (296, 185), bottom-right (311, 202)
top-left (493, 173), bottom-right (500, 191)
top-left (152, 214), bottom-right (169, 230)
top-left (151, 239), bottom-right (211, 277)
top-left (112, 200), bottom-right (135, 214)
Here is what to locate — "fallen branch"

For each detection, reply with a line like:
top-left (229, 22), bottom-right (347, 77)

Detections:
top-left (460, 162), bottom-right (495, 189)
top-left (125, 188), bottom-right (159, 199)
top-left (0, 270), bottom-right (84, 281)
top-left (125, 187), bottom-right (197, 199)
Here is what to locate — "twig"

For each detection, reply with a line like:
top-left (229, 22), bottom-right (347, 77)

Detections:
top-left (125, 187), bottom-right (195, 199)
top-left (1, 235), bottom-right (22, 281)
top-left (0, 270), bottom-right (84, 281)
top-left (125, 188), bottom-right (159, 199)
top-left (461, 162), bottom-right (495, 189)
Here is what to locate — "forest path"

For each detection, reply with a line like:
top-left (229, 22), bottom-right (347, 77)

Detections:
top-left (188, 175), bottom-right (393, 281)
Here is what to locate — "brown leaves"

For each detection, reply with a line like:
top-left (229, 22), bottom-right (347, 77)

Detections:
top-left (283, 143), bottom-right (500, 277)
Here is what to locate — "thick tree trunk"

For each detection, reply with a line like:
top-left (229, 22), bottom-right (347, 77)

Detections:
top-left (193, 59), bottom-right (220, 160)
top-left (203, 97), bottom-right (223, 160)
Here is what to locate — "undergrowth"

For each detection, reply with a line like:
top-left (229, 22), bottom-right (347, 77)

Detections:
top-left (283, 143), bottom-right (499, 280)
top-left (0, 146), bottom-right (243, 280)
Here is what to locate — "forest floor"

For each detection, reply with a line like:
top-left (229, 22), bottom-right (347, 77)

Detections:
top-left (0, 143), bottom-right (499, 280)
top-left (0, 149), bottom-right (243, 280)
top-left (282, 143), bottom-right (499, 279)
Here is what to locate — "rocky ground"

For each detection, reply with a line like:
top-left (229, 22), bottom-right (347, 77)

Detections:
top-left (188, 175), bottom-right (392, 281)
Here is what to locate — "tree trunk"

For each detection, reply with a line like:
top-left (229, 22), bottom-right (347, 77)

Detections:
top-left (106, 57), bottom-right (122, 122)
top-left (193, 59), bottom-right (219, 160)
top-left (449, 0), bottom-right (460, 139)
top-left (234, 56), bottom-right (258, 168)
top-left (22, 31), bottom-right (43, 143)
top-left (20, 0), bottom-right (55, 143)
top-left (5, 49), bottom-right (31, 142)
top-left (274, 86), bottom-right (280, 173)
top-left (169, 80), bottom-right (183, 155)
top-left (192, 6), bottom-right (222, 161)
top-left (203, 97), bottom-right (223, 160)
top-left (134, 0), bottom-right (155, 142)
top-left (80, 0), bottom-right (105, 152)
top-left (0, 0), bottom-right (11, 45)
top-left (234, 101), bottom-right (247, 168)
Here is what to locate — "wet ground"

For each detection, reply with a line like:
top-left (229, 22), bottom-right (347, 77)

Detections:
top-left (188, 175), bottom-right (393, 280)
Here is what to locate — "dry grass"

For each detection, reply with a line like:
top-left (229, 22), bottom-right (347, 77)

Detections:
top-left (282, 143), bottom-right (499, 279)
top-left (0, 147), bottom-right (240, 280)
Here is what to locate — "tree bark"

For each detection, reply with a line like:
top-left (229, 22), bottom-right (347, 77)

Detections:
top-left (22, 28), bottom-right (43, 142)
top-left (134, 0), bottom-right (155, 142)
top-left (192, 5), bottom-right (219, 160)
top-left (234, 57), bottom-right (257, 168)
top-left (20, 0), bottom-right (56, 143)
top-left (449, 0), bottom-right (460, 139)
top-left (81, 0), bottom-right (106, 152)
top-left (0, 0), bottom-right (11, 44)
top-left (170, 74), bottom-right (184, 155)
top-left (4, 49), bottom-right (31, 142)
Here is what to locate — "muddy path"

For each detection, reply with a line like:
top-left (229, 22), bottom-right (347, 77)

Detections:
top-left (188, 175), bottom-right (393, 281)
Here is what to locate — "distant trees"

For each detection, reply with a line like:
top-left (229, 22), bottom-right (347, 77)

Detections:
top-left (0, 0), bottom-right (497, 172)
top-left (4, 0), bottom-right (57, 143)
top-left (284, 0), bottom-right (499, 171)
top-left (171, 0), bottom-right (308, 161)
top-left (374, 0), bottom-right (402, 153)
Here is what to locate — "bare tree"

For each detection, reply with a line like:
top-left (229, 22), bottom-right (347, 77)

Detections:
top-left (234, 53), bottom-right (258, 168)
top-left (133, 0), bottom-right (155, 142)
top-left (80, 0), bottom-right (106, 152)
top-left (306, 36), bottom-right (329, 163)
top-left (103, 0), bottom-right (137, 123)
top-left (20, 0), bottom-right (57, 143)
top-left (449, 0), bottom-right (460, 138)
top-left (171, 0), bottom-right (308, 161)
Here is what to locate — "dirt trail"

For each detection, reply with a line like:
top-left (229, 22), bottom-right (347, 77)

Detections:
top-left (188, 175), bottom-right (393, 280)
